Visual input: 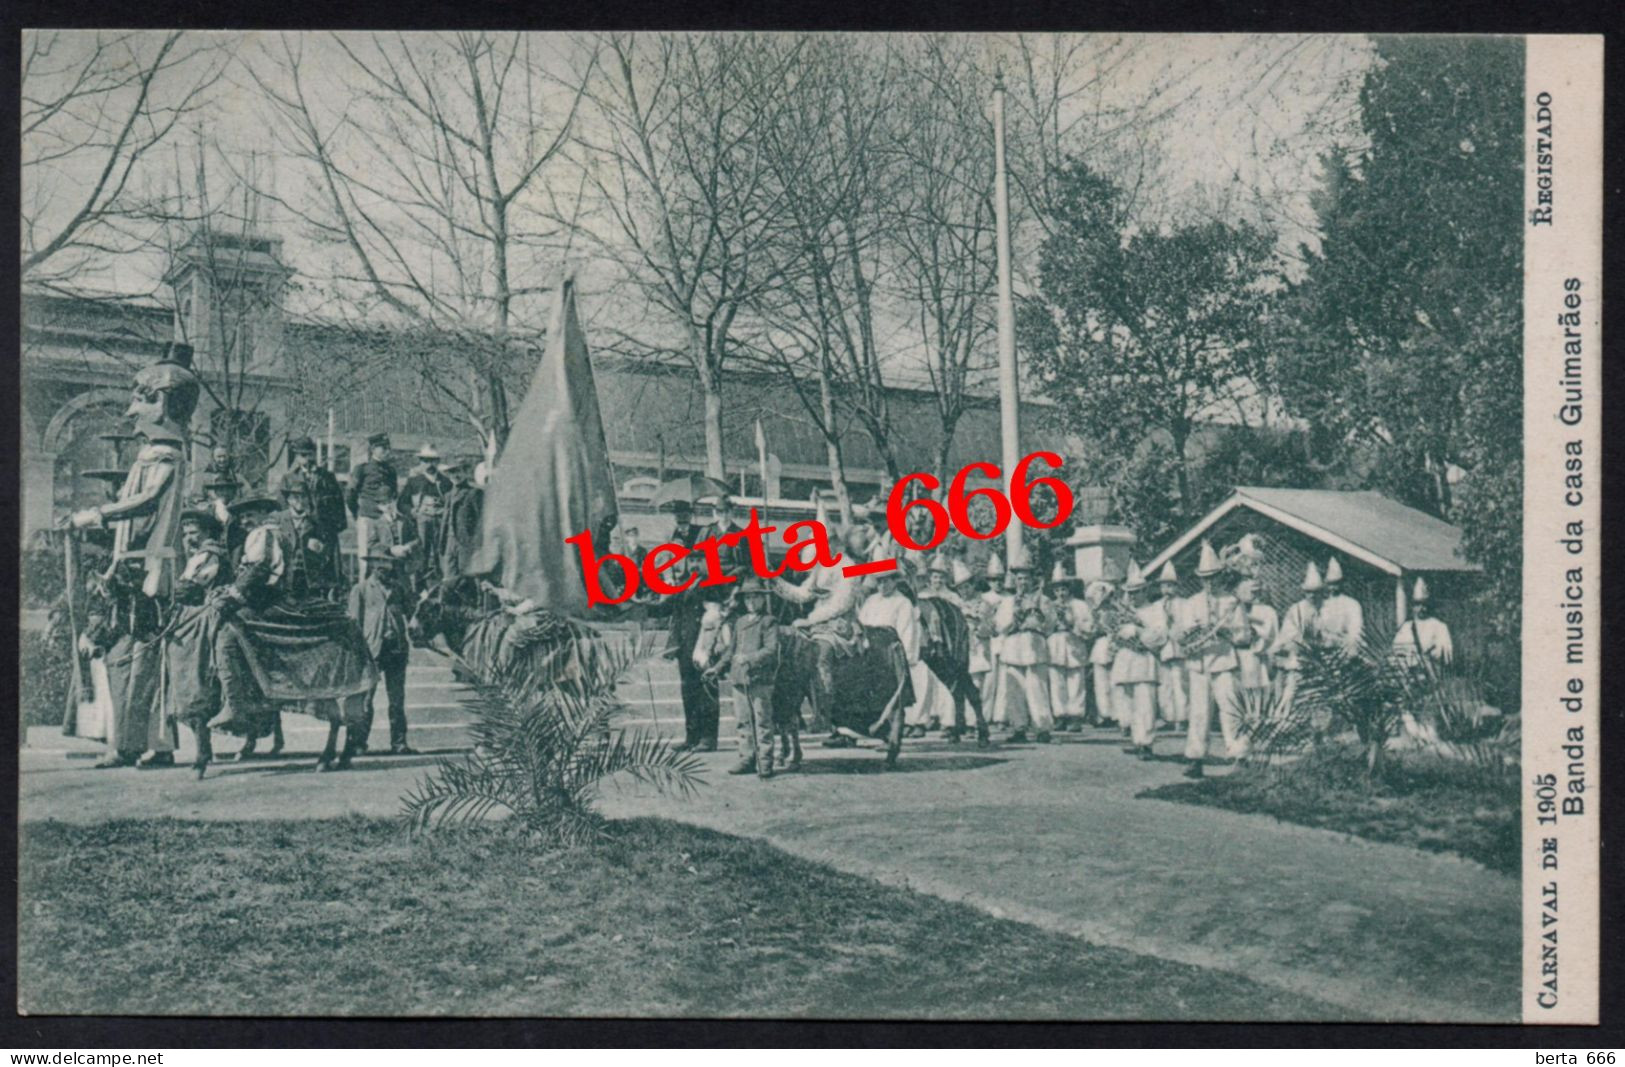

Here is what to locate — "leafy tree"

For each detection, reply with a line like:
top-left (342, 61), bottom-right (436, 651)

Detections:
top-left (1272, 36), bottom-right (1523, 639)
top-left (1019, 159), bottom-right (1281, 539)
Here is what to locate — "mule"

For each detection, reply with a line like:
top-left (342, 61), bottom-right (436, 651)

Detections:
top-left (691, 600), bottom-right (914, 768)
top-left (915, 596), bottom-right (990, 746)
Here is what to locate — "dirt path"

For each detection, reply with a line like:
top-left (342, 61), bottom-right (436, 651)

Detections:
top-left (20, 669), bottom-right (1518, 1023)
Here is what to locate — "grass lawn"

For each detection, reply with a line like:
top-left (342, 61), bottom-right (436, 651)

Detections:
top-left (1141, 746), bottom-right (1518, 876)
top-left (19, 816), bottom-right (1343, 1020)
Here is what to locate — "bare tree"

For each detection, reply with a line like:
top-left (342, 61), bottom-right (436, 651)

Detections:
top-left (567, 33), bottom-right (803, 480)
top-left (738, 35), bottom-right (908, 496)
top-left (21, 30), bottom-right (231, 285)
top-left (249, 31), bottom-right (595, 449)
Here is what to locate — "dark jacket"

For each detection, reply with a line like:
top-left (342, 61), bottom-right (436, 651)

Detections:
top-left (347, 571), bottom-right (410, 660)
top-left (439, 484), bottom-right (483, 580)
top-left (695, 519), bottom-right (753, 603)
top-left (346, 459), bottom-right (398, 520)
top-left (232, 510), bottom-right (336, 609)
top-left (295, 464), bottom-right (349, 541)
top-left (726, 610), bottom-right (779, 687)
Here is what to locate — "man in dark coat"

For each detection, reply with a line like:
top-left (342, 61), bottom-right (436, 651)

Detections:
top-left (347, 432), bottom-right (398, 581)
top-left (438, 457), bottom-right (483, 585)
top-left (661, 499), bottom-right (718, 751)
top-left (287, 436), bottom-right (347, 586)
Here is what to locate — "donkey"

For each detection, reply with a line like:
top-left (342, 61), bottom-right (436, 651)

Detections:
top-left (691, 599), bottom-right (915, 768)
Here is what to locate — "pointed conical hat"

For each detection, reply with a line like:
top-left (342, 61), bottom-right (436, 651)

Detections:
top-left (1237, 534), bottom-right (1259, 558)
top-left (985, 553), bottom-right (1005, 579)
top-left (1302, 561), bottom-right (1323, 592)
top-left (1051, 560), bottom-right (1067, 583)
top-left (1007, 547), bottom-right (1034, 572)
top-left (1086, 580), bottom-right (1115, 607)
top-left (1157, 560), bottom-right (1178, 584)
top-left (929, 554), bottom-right (952, 576)
top-left (1412, 576), bottom-right (1429, 602)
top-left (1123, 560), bottom-right (1146, 592)
top-left (1196, 540), bottom-right (1222, 577)
top-left (1325, 556), bottom-right (1345, 584)
top-left (951, 560), bottom-right (973, 587)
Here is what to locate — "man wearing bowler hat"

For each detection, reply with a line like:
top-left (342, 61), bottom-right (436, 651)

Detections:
top-left (347, 432), bottom-right (398, 581)
top-left (288, 436), bottom-right (347, 587)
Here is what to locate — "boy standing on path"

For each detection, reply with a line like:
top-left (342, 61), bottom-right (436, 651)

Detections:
top-left (347, 553), bottom-right (416, 756)
top-left (713, 576), bottom-right (781, 779)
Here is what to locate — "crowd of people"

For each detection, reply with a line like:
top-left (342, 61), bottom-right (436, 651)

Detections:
top-left (69, 429), bottom-right (486, 777)
top-left (681, 501), bottom-right (1457, 782)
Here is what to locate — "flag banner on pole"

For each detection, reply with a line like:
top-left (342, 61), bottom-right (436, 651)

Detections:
top-left (466, 276), bottom-right (618, 616)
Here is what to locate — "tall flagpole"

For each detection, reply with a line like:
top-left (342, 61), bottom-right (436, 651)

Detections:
top-left (993, 68), bottom-right (1022, 569)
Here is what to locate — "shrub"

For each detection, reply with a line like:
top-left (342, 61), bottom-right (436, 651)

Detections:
top-left (21, 629), bottom-right (73, 728)
top-left (402, 626), bottom-right (703, 845)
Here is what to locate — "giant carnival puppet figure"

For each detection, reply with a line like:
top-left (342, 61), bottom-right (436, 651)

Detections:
top-left (62, 342), bottom-right (198, 768)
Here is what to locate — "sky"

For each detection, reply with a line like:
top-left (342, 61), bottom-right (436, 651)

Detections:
top-left (21, 30), bottom-right (1375, 387)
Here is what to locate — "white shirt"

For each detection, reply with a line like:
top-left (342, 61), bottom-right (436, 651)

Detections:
top-left (1392, 616), bottom-right (1453, 666)
top-left (859, 590), bottom-right (923, 663)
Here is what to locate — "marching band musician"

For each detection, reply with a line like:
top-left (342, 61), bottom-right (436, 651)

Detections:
top-left (1391, 576), bottom-right (1453, 668)
top-left (1233, 577), bottom-right (1279, 707)
top-left (1112, 562), bottom-right (1163, 760)
top-left (1045, 562), bottom-right (1093, 732)
top-left (1271, 561), bottom-right (1326, 718)
top-left (1086, 577), bottom-right (1120, 734)
top-left (992, 550), bottom-right (1055, 744)
top-left (1176, 542), bottom-right (1253, 777)
top-left (979, 553), bottom-right (1006, 721)
top-left (1152, 562), bottom-right (1188, 732)
top-left (1318, 557), bottom-right (1364, 655)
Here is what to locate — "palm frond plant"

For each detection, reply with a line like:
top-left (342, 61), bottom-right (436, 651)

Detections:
top-left (402, 628), bottom-right (704, 846)
top-left (1388, 642), bottom-right (1519, 792)
top-left (1234, 684), bottom-right (1316, 770)
top-left (1294, 626), bottom-right (1413, 779)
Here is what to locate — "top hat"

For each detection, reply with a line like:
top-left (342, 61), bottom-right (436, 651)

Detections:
top-left (367, 432), bottom-right (392, 449)
top-left (288, 435), bottom-right (319, 456)
top-left (229, 493), bottom-right (280, 519)
top-left (416, 443), bottom-right (441, 460)
top-left (157, 341), bottom-right (194, 369)
top-left (179, 502), bottom-right (224, 536)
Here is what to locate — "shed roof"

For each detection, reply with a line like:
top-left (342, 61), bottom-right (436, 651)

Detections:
top-left (1144, 486), bottom-right (1481, 578)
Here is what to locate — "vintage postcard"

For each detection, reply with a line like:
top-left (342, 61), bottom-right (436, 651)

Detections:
top-left (14, 30), bottom-right (1601, 1025)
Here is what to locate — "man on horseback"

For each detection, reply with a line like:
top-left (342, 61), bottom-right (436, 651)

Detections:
top-left (773, 523), bottom-right (871, 747)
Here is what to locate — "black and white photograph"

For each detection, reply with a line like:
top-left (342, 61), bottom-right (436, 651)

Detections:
top-left (12, 28), bottom-right (1603, 1027)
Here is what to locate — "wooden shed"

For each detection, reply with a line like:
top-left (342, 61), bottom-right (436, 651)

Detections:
top-left (1141, 487), bottom-right (1482, 638)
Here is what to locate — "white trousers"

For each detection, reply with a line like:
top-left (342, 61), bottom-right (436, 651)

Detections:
top-left (1157, 661), bottom-right (1187, 724)
top-left (905, 661), bottom-right (957, 726)
top-left (1116, 682), bottom-right (1157, 748)
top-left (1047, 664), bottom-right (1087, 720)
top-left (1094, 665), bottom-right (1118, 724)
top-left (1185, 666), bottom-right (1243, 760)
top-left (996, 662), bottom-right (1054, 733)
